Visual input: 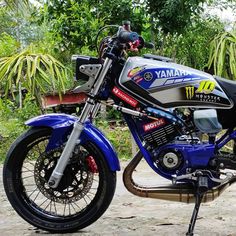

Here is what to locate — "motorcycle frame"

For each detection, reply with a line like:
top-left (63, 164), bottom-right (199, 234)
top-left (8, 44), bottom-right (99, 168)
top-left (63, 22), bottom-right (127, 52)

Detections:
top-left (25, 50), bottom-right (236, 188)
top-left (26, 97), bottom-right (236, 182)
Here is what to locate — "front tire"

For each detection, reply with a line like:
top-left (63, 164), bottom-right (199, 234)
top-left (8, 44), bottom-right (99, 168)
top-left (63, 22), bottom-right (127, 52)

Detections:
top-left (3, 127), bottom-right (116, 233)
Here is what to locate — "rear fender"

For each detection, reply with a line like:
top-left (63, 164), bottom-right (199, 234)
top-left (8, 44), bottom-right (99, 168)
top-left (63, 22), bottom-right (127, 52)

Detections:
top-left (25, 114), bottom-right (120, 171)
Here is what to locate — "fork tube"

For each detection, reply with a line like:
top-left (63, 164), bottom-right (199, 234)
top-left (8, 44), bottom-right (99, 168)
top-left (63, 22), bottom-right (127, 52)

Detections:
top-left (91, 103), bottom-right (101, 119)
top-left (48, 58), bottom-right (112, 188)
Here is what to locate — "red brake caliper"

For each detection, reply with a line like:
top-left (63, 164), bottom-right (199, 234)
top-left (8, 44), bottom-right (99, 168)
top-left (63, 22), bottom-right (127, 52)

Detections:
top-left (86, 156), bottom-right (98, 173)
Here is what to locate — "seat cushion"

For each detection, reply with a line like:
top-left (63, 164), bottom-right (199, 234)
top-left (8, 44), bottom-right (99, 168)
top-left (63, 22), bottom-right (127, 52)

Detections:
top-left (215, 76), bottom-right (236, 128)
top-left (215, 76), bottom-right (236, 104)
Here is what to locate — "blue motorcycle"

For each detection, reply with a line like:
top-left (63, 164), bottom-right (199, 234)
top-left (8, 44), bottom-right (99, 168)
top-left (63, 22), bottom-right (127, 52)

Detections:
top-left (3, 23), bottom-right (236, 236)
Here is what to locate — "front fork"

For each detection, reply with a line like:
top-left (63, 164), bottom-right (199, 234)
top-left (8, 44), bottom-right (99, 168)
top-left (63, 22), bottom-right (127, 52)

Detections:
top-left (48, 58), bottom-right (113, 188)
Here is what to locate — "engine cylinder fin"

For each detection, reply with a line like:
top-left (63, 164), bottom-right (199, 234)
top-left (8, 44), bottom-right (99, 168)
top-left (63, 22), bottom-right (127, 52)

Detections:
top-left (123, 151), bottom-right (236, 203)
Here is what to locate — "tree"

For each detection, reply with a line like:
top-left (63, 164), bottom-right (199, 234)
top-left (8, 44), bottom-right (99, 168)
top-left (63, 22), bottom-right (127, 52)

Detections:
top-left (146, 0), bottom-right (206, 34)
top-left (37, 0), bottom-right (147, 53)
top-left (42, 0), bottom-right (99, 51)
top-left (1, 0), bottom-right (44, 48)
top-left (89, 0), bottom-right (147, 33)
top-left (146, 0), bottom-right (236, 35)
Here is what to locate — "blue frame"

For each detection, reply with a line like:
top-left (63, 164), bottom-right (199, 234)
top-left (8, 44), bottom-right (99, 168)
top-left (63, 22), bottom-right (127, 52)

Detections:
top-left (216, 129), bottom-right (236, 150)
top-left (124, 110), bottom-right (236, 182)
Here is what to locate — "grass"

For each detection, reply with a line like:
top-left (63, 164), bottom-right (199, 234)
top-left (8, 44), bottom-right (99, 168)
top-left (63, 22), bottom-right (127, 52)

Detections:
top-left (96, 120), bottom-right (133, 160)
top-left (0, 118), bottom-right (26, 162)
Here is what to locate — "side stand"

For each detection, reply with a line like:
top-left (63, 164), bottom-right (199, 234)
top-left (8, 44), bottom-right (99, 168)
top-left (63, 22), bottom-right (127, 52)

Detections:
top-left (186, 176), bottom-right (208, 236)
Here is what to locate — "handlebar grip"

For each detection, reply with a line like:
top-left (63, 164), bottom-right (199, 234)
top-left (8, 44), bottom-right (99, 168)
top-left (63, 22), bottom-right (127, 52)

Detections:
top-left (118, 30), bottom-right (139, 43)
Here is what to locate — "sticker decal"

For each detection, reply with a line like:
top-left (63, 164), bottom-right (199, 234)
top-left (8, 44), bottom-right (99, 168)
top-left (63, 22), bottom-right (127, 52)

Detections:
top-left (144, 72), bottom-right (153, 81)
top-left (129, 67), bottom-right (203, 90)
top-left (196, 80), bottom-right (215, 94)
top-left (185, 80), bottom-right (216, 100)
top-left (128, 66), bottom-right (146, 78)
top-left (155, 69), bottom-right (192, 79)
top-left (195, 94), bottom-right (220, 103)
top-left (112, 87), bottom-right (138, 107)
top-left (143, 119), bottom-right (165, 132)
top-left (185, 86), bottom-right (195, 100)
top-left (133, 75), bottom-right (143, 84)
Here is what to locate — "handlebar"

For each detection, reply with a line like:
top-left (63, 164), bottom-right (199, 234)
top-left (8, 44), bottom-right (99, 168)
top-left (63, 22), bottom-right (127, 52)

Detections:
top-left (98, 24), bottom-right (155, 59)
top-left (117, 27), bottom-right (139, 43)
top-left (117, 27), bottom-right (154, 50)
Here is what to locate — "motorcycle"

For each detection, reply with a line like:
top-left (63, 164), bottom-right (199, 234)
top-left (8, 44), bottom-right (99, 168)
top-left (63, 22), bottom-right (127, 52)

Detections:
top-left (3, 22), bottom-right (236, 236)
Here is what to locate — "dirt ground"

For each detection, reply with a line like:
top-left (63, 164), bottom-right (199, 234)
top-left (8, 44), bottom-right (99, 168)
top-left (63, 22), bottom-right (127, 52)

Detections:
top-left (1, 161), bottom-right (236, 236)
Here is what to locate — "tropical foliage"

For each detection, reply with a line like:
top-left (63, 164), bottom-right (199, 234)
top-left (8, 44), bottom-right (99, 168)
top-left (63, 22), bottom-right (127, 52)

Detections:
top-left (38, 0), bottom-right (147, 52)
top-left (0, 45), bottom-right (68, 99)
top-left (159, 16), bottom-right (225, 69)
top-left (0, 94), bottom-right (40, 162)
top-left (208, 31), bottom-right (236, 80)
top-left (3, 0), bottom-right (31, 11)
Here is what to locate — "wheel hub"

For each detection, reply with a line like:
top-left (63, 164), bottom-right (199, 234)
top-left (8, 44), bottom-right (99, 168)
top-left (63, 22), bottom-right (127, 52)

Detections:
top-left (34, 147), bottom-right (94, 204)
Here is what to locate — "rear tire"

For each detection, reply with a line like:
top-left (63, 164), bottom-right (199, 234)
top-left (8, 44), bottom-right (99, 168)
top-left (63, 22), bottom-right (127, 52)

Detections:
top-left (3, 127), bottom-right (116, 233)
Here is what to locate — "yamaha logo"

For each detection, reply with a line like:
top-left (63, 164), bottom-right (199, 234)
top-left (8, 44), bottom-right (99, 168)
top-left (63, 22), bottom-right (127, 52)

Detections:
top-left (144, 72), bottom-right (153, 81)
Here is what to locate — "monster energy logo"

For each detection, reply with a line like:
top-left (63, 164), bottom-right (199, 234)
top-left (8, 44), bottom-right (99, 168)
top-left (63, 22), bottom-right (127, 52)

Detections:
top-left (196, 80), bottom-right (216, 94)
top-left (185, 86), bottom-right (194, 99)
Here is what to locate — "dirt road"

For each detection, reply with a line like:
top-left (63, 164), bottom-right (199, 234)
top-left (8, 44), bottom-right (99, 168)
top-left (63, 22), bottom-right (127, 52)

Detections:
top-left (1, 161), bottom-right (236, 236)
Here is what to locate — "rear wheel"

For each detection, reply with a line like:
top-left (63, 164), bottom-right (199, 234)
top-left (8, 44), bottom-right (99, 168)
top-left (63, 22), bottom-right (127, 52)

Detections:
top-left (3, 127), bottom-right (116, 233)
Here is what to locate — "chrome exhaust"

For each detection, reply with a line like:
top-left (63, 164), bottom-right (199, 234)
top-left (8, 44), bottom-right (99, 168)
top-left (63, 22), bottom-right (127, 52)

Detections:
top-left (123, 151), bottom-right (236, 203)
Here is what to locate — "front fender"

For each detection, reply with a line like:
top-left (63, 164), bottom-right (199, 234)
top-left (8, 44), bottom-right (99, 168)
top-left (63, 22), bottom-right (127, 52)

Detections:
top-left (26, 114), bottom-right (120, 171)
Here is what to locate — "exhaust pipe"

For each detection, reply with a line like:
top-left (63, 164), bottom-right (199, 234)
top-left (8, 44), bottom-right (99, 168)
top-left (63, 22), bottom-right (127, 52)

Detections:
top-left (123, 151), bottom-right (236, 203)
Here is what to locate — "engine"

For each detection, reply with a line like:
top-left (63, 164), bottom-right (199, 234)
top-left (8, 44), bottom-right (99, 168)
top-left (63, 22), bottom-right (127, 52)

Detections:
top-left (153, 147), bottom-right (184, 172)
top-left (142, 123), bottom-right (177, 147)
top-left (139, 108), bottom-right (222, 177)
top-left (151, 136), bottom-right (215, 177)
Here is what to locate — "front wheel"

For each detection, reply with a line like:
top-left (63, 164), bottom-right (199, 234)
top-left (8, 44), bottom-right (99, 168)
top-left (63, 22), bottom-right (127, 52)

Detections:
top-left (3, 127), bottom-right (116, 233)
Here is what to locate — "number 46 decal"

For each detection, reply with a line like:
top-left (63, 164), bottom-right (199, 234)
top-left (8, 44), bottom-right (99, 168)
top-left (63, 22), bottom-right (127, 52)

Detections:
top-left (196, 80), bottom-right (216, 94)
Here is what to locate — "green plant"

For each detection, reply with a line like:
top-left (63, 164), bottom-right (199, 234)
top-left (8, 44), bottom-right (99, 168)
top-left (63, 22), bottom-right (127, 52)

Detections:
top-left (0, 96), bottom-right (40, 162)
top-left (147, 0), bottom-right (206, 34)
top-left (97, 120), bottom-right (132, 159)
top-left (0, 32), bottom-right (19, 57)
top-left (158, 16), bottom-right (224, 69)
top-left (15, 94), bottom-right (41, 121)
top-left (0, 45), bottom-right (70, 102)
top-left (208, 31), bottom-right (236, 79)
top-left (0, 117), bottom-right (25, 162)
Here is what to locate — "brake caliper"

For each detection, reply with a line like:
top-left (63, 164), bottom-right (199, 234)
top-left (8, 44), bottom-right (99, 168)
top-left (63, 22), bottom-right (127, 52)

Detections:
top-left (86, 156), bottom-right (98, 173)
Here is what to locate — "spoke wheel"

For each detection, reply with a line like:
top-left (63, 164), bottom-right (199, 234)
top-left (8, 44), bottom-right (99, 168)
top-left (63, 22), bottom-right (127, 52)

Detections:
top-left (3, 127), bottom-right (116, 233)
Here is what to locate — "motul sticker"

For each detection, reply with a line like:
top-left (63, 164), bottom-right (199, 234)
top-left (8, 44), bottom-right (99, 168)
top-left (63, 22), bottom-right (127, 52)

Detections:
top-left (112, 87), bottom-right (138, 107)
top-left (143, 119), bottom-right (165, 132)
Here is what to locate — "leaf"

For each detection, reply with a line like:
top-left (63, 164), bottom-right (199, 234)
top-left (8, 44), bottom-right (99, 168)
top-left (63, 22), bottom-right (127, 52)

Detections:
top-left (31, 55), bottom-right (38, 78)
top-left (26, 55), bottom-right (32, 88)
